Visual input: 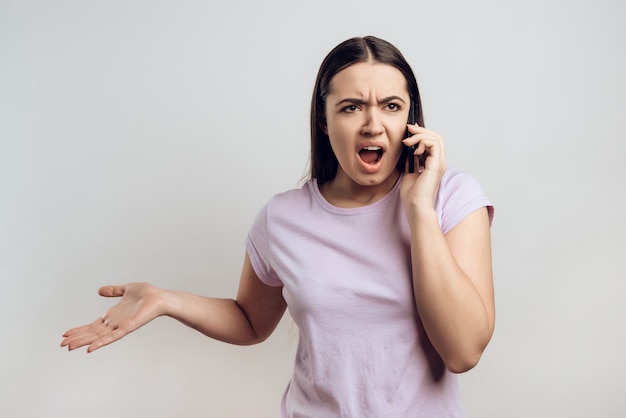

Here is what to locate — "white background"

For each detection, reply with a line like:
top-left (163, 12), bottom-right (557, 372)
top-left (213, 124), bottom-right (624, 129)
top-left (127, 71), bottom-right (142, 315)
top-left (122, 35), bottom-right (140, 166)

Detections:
top-left (1, 0), bottom-right (625, 417)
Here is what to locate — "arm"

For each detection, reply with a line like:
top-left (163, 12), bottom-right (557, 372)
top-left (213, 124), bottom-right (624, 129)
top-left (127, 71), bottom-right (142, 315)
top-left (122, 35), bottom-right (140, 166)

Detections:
top-left (401, 124), bottom-right (495, 373)
top-left (408, 206), bottom-right (494, 373)
top-left (168, 252), bottom-right (287, 345)
top-left (61, 252), bottom-right (287, 352)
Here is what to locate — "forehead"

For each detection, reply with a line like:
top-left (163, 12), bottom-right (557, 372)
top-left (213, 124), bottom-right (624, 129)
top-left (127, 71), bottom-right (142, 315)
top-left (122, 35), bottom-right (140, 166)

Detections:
top-left (328, 62), bottom-right (408, 98)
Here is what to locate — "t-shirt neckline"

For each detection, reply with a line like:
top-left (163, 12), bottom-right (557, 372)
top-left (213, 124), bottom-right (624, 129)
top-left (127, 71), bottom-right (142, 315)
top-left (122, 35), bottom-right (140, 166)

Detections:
top-left (309, 174), bottom-right (403, 215)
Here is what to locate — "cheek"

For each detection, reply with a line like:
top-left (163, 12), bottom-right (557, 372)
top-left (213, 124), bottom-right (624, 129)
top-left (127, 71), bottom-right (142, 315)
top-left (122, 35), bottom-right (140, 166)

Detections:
top-left (387, 125), bottom-right (407, 159)
top-left (387, 122), bottom-right (407, 144)
top-left (326, 121), bottom-right (353, 148)
top-left (328, 135), bottom-right (352, 158)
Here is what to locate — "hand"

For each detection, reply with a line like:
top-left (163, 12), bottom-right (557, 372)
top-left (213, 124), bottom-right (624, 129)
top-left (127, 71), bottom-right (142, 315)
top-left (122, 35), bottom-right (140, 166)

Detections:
top-left (60, 283), bottom-right (164, 353)
top-left (400, 124), bottom-right (446, 210)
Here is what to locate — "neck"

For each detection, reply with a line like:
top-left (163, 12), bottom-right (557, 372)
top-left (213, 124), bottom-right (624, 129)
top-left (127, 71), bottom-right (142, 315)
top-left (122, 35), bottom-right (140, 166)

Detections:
top-left (319, 170), bottom-right (400, 208)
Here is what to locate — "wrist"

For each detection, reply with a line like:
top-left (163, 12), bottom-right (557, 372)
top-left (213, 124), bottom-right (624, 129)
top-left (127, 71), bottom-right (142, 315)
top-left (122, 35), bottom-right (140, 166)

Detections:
top-left (151, 286), bottom-right (174, 317)
top-left (405, 203), bottom-right (438, 227)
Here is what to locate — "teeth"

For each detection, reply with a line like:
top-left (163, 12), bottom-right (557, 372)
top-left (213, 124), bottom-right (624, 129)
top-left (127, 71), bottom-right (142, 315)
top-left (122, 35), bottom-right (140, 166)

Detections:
top-left (362, 146), bottom-right (382, 151)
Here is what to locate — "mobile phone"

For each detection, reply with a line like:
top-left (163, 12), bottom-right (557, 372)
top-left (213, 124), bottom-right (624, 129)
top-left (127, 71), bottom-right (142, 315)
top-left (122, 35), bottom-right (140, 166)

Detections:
top-left (406, 101), bottom-right (416, 173)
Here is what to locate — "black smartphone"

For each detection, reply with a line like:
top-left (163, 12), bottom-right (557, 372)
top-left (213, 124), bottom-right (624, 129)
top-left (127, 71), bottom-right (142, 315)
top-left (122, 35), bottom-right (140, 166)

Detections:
top-left (406, 101), bottom-right (416, 173)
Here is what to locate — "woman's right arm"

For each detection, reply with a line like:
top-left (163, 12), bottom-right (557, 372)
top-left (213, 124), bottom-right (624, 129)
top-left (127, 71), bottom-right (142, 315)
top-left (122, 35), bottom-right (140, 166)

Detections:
top-left (61, 252), bottom-right (287, 352)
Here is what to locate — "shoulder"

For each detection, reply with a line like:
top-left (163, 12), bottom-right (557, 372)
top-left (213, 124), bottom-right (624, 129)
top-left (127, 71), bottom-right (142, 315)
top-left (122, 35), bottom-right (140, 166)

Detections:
top-left (264, 179), bottom-right (315, 214)
top-left (436, 167), bottom-right (493, 234)
top-left (274, 179), bottom-right (315, 203)
top-left (250, 179), bottom-right (317, 231)
top-left (439, 167), bottom-right (483, 193)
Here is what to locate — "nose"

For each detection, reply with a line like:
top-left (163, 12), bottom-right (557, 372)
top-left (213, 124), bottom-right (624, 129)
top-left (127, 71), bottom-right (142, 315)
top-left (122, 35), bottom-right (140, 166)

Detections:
top-left (360, 109), bottom-right (384, 136)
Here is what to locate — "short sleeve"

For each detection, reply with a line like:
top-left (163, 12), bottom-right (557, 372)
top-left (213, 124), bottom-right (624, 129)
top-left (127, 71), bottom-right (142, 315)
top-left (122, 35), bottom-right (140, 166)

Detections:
top-left (245, 202), bottom-right (283, 287)
top-left (435, 168), bottom-right (494, 234)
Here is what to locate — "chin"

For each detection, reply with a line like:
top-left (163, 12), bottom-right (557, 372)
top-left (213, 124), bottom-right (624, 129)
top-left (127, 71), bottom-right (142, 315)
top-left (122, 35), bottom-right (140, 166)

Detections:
top-left (358, 169), bottom-right (399, 186)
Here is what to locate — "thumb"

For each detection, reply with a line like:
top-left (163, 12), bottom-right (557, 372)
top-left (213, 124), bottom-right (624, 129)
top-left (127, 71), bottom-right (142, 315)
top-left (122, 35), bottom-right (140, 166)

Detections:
top-left (98, 285), bottom-right (126, 298)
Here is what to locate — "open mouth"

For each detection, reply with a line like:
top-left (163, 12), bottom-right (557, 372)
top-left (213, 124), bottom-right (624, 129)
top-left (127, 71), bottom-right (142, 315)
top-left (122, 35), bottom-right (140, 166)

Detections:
top-left (359, 146), bottom-right (383, 165)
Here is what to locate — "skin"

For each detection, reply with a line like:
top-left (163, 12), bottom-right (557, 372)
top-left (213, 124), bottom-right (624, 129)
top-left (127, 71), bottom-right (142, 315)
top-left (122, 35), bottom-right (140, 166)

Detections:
top-left (61, 61), bottom-right (495, 374)
top-left (320, 62), bottom-right (407, 207)
top-left (320, 62), bottom-right (494, 372)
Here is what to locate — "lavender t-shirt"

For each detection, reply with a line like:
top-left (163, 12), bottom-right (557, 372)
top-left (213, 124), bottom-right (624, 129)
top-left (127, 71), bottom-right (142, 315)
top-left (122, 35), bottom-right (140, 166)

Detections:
top-left (246, 168), bottom-right (493, 417)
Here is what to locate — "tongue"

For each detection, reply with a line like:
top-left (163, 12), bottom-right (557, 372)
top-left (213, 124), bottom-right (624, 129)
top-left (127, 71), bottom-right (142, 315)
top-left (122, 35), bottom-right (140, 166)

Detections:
top-left (359, 150), bottom-right (379, 164)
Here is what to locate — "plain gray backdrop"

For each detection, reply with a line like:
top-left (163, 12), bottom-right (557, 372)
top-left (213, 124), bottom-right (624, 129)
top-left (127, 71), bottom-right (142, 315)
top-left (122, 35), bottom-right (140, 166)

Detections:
top-left (1, 0), bottom-right (625, 417)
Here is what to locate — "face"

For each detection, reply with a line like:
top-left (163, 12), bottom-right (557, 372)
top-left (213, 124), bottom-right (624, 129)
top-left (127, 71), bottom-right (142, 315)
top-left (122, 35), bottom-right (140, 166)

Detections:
top-left (324, 62), bottom-right (410, 190)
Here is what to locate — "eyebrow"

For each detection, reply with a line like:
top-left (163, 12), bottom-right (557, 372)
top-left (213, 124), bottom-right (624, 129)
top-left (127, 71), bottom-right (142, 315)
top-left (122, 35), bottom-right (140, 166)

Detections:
top-left (334, 95), bottom-right (406, 107)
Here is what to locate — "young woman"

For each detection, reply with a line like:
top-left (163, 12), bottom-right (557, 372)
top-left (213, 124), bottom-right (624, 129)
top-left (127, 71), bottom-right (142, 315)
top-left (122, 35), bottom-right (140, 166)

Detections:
top-left (62, 36), bottom-right (495, 417)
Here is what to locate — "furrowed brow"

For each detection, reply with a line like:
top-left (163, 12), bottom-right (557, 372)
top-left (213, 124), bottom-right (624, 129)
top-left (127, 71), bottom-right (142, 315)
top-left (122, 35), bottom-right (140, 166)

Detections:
top-left (334, 96), bottom-right (406, 107)
top-left (334, 98), bottom-right (367, 107)
top-left (379, 95), bottom-right (406, 104)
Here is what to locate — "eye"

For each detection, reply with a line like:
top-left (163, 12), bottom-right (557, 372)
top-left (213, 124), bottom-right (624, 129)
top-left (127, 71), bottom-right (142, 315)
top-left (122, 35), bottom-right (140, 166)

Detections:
top-left (341, 104), bottom-right (360, 113)
top-left (385, 103), bottom-right (401, 112)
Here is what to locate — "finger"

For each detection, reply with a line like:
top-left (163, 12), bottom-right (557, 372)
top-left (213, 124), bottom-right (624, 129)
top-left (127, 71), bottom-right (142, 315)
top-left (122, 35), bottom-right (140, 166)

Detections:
top-left (405, 126), bottom-right (444, 151)
top-left (406, 124), bottom-right (442, 137)
top-left (87, 326), bottom-right (128, 353)
top-left (63, 323), bottom-right (93, 337)
top-left (406, 123), bottom-right (422, 134)
top-left (403, 136), bottom-right (431, 158)
top-left (98, 285), bottom-right (126, 298)
top-left (63, 319), bottom-right (118, 350)
top-left (63, 333), bottom-right (97, 350)
top-left (62, 315), bottom-right (107, 337)
top-left (410, 137), bottom-right (445, 174)
top-left (412, 134), bottom-right (443, 156)
top-left (414, 139), bottom-right (427, 156)
top-left (62, 327), bottom-right (102, 350)
top-left (402, 131), bottom-right (439, 147)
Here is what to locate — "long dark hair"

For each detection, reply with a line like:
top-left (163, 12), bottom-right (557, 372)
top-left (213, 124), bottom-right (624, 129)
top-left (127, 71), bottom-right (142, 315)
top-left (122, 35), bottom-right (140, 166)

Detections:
top-left (309, 36), bottom-right (424, 183)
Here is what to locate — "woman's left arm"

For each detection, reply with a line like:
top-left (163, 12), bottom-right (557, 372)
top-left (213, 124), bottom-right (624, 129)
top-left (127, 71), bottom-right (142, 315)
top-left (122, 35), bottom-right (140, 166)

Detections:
top-left (409, 206), bottom-right (494, 373)
top-left (401, 124), bottom-right (495, 374)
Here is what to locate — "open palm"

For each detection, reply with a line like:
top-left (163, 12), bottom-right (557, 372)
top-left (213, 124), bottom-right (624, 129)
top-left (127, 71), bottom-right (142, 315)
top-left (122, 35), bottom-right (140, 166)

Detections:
top-left (61, 283), bottom-right (163, 353)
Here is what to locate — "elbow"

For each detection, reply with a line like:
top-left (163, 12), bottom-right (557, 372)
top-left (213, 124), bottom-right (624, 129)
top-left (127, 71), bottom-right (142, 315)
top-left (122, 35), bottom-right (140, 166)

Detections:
top-left (237, 333), bottom-right (271, 346)
top-left (445, 352), bottom-right (482, 374)
top-left (444, 324), bottom-right (494, 374)
top-left (443, 340), bottom-right (489, 374)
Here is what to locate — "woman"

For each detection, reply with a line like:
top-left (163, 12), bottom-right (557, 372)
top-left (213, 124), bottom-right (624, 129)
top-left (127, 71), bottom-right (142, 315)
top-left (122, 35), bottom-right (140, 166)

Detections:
top-left (62, 36), bottom-right (495, 417)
